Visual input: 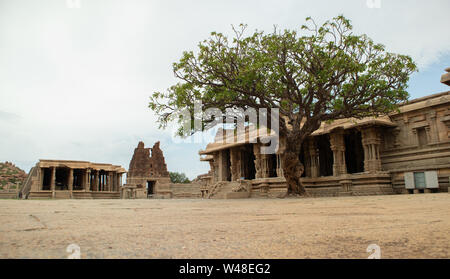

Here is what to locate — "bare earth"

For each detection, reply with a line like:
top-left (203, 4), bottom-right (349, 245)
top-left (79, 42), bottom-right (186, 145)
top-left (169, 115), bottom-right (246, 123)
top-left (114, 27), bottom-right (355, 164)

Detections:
top-left (0, 194), bottom-right (449, 259)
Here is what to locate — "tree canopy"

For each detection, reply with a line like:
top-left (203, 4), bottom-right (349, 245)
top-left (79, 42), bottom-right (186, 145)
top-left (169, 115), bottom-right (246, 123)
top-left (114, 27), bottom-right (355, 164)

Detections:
top-left (169, 172), bottom-right (191, 184)
top-left (150, 15), bottom-right (417, 195)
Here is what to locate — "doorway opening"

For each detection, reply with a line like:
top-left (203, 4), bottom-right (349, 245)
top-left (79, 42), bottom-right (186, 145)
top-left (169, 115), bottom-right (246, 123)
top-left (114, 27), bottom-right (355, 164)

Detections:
top-left (147, 181), bottom-right (155, 198)
top-left (42, 168), bottom-right (51, 190)
top-left (242, 144), bottom-right (256, 180)
top-left (345, 130), bottom-right (365, 174)
top-left (316, 135), bottom-right (333, 177)
top-left (55, 167), bottom-right (69, 190)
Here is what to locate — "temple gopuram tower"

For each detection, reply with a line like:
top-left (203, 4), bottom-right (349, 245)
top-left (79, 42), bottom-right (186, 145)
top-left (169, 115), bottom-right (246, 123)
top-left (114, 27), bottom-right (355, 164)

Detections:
top-left (123, 141), bottom-right (172, 198)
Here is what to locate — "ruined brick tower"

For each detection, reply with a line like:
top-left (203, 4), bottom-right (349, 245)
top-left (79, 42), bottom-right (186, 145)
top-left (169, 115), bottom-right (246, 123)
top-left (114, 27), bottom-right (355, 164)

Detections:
top-left (125, 141), bottom-right (171, 198)
top-left (128, 141), bottom-right (169, 178)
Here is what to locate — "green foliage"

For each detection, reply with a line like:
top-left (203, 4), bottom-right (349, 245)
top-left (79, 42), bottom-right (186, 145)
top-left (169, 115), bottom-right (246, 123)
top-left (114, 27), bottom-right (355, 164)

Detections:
top-left (169, 172), bottom-right (191, 184)
top-left (149, 15), bottom-right (417, 142)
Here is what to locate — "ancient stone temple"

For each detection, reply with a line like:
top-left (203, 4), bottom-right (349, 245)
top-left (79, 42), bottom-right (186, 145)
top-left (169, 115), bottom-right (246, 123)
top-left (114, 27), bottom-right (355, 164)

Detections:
top-left (20, 160), bottom-right (126, 199)
top-left (200, 90), bottom-right (450, 198)
top-left (122, 141), bottom-right (172, 198)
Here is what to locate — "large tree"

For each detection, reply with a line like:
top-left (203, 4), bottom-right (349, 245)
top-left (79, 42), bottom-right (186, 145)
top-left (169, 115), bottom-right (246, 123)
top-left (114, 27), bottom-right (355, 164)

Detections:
top-left (169, 172), bottom-right (191, 184)
top-left (149, 15), bottom-right (417, 196)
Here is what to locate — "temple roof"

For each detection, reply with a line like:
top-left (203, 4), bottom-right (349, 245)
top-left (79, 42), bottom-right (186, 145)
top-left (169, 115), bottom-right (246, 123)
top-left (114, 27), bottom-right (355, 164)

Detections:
top-left (199, 155), bottom-right (214, 161)
top-left (199, 92), bottom-right (450, 155)
top-left (395, 91), bottom-right (449, 114)
top-left (38, 159), bottom-right (127, 173)
top-left (199, 116), bottom-right (393, 155)
top-left (311, 116), bottom-right (395, 136)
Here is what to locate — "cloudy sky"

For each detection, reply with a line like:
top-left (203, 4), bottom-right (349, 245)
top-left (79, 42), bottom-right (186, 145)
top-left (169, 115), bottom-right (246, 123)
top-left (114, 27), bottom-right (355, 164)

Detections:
top-left (0, 0), bottom-right (449, 179)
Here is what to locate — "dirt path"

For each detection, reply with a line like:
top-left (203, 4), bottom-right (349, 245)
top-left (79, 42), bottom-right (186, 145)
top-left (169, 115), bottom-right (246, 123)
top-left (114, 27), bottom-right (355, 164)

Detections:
top-left (0, 194), bottom-right (449, 258)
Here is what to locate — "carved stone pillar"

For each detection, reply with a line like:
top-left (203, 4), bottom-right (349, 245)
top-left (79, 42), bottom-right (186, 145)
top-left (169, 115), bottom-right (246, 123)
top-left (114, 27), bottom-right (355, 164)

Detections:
top-left (111, 173), bottom-right (115, 192)
top-left (108, 172), bottom-right (113, 191)
top-left (93, 170), bottom-right (99, 192)
top-left (115, 173), bottom-right (119, 191)
top-left (276, 154), bottom-right (284, 177)
top-left (50, 167), bottom-right (56, 192)
top-left (111, 173), bottom-right (115, 191)
top-left (428, 111), bottom-right (438, 143)
top-left (261, 154), bottom-right (270, 178)
top-left (218, 150), bottom-right (229, 182)
top-left (361, 127), bottom-right (382, 173)
top-left (329, 129), bottom-right (347, 176)
top-left (230, 147), bottom-right (241, 181)
top-left (306, 138), bottom-right (319, 178)
top-left (425, 126), bottom-right (432, 144)
top-left (209, 161), bottom-right (216, 183)
top-left (104, 172), bottom-right (108, 191)
top-left (68, 168), bottom-right (74, 193)
top-left (112, 173), bottom-right (116, 192)
top-left (211, 153), bottom-right (219, 183)
top-left (98, 172), bottom-right (102, 192)
top-left (253, 144), bottom-right (263, 179)
top-left (85, 169), bottom-right (91, 191)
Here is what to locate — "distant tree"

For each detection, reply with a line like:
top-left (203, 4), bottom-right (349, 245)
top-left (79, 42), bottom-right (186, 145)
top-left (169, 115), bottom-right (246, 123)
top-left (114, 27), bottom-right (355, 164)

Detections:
top-left (169, 172), bottom-right (191, 184)
top-left (150, 15), bottom-right (417, 196)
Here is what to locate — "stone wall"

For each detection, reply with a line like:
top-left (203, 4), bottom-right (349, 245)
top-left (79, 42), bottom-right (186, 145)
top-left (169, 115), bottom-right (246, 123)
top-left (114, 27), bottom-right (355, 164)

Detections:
top-left (171, 183), bottom-right (203, 198)
top-left (380, 92), bottom-right (450, 192)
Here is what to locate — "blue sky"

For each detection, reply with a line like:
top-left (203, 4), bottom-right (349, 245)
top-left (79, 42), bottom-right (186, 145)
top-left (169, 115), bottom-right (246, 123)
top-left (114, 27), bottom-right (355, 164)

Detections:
top-left (408, 57), bottom-right (450, 99)
top-left (0, 0), bottom-right (449, 179)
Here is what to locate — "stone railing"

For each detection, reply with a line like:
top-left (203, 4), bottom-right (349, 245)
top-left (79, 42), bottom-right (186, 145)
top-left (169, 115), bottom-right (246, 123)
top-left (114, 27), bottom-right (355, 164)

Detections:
top-left (207, 181), bottom-right (228, 199)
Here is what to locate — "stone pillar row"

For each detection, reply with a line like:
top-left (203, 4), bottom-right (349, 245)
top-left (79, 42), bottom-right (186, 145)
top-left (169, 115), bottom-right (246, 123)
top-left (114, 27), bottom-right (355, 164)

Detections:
top-left (212, 126), bottom-right (384, 182)
top-left (38, 169), bottom-right (122, 193)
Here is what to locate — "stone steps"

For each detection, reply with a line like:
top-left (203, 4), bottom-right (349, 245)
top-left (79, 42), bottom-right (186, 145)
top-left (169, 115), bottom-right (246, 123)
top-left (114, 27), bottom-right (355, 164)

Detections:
top-left (54, 191), bottom-right (71, 199)
top-left (209, 182), bottom-right (240, 199)
top-left (0, 192), bottom-right (18, 199)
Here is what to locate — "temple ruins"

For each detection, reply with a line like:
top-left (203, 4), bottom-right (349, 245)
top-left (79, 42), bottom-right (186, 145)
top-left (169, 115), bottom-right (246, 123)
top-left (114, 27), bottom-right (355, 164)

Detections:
top-left (21, 160), bottom-right (126, 199)
top-left (122, 141), bottom-right (172, 199)
top-left (199, 90), bottom-right (450, 198)
top-left (19, 69), bottom-right (450, 200)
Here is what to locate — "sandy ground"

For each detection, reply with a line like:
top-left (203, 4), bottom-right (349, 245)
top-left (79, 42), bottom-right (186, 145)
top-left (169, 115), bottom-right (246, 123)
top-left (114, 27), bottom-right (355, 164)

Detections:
top-left (0, 194), bottom-right (449, 259)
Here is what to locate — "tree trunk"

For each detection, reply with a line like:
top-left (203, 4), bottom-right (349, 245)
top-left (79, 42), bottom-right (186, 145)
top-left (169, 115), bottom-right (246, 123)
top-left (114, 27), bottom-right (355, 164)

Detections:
top-left (281, 150), bottom-right (308, 196)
